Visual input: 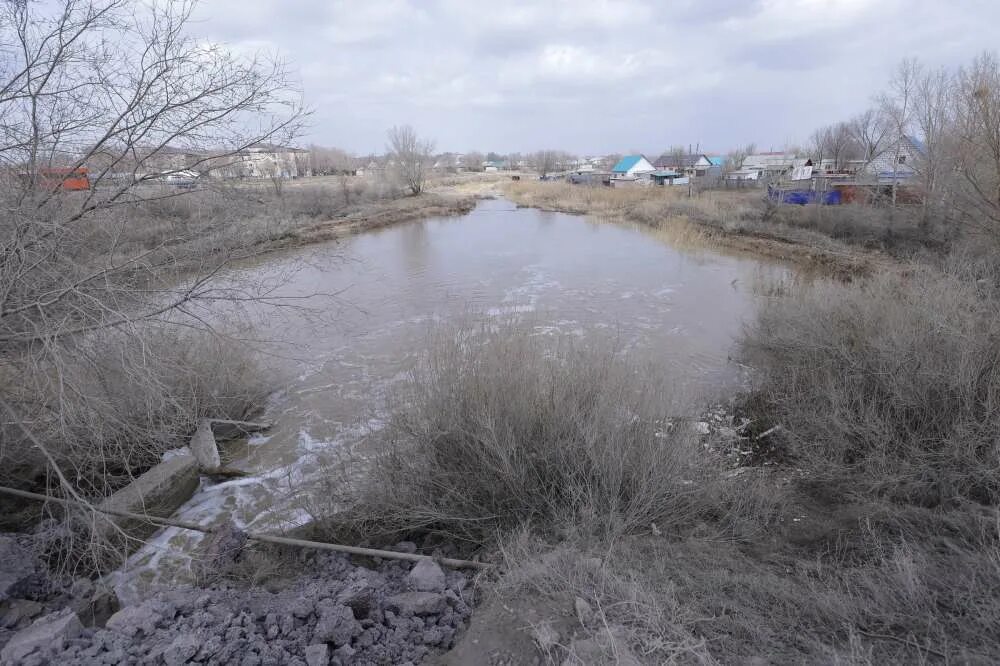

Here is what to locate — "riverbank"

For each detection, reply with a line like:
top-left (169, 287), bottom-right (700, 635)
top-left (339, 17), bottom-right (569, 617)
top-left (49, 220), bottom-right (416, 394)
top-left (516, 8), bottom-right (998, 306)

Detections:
top-left (252, 188), bottom-right (479, 251)
top-left (501, 180), bottom-right (922, 279)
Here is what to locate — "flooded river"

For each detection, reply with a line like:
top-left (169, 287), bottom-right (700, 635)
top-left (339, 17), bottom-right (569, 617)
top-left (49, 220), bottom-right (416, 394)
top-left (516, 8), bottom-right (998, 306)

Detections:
top-left (117, 197), bottom-right (784, 597)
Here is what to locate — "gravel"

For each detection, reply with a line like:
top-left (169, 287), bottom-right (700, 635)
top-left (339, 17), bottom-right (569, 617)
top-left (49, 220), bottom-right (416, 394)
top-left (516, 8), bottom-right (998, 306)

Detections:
top-left (12, 550), bottom-right (473, 666)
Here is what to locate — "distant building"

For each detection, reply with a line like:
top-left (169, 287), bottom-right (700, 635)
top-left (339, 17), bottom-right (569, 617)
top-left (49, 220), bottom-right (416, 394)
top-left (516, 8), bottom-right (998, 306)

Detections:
top-left (650, 170), bottom-right (688, 186)
top-left (611, 155), bottom-right (655, 178)
top-left (864, 136), bottom-right (924, 182)
top-left (742, 152), bottom-right (798, 178)
top-left (653, 153), bottom-right (712, 177)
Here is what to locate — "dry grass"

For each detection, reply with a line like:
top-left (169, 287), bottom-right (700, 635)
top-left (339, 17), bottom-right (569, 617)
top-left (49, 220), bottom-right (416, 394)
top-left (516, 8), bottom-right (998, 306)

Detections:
top-left (741, 264), bottom-right (1000, 506)
top-left (483, 486), bottom-right (1000, 664)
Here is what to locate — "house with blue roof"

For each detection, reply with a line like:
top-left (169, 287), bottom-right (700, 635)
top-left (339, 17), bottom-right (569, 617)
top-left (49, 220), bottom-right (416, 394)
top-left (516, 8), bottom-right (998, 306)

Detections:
top-left (610, 155), bottom-right (655, 186)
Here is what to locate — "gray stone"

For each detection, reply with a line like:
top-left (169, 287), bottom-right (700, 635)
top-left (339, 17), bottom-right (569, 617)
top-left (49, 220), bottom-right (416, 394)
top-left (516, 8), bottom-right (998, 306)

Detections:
top-left (1, 599), bottom-right (44, 629)
top-left (190, 418), bottom-right (222, 469)
top-left (406, 560), bottom-right (446, 592)
top-left (337, 582), bottom-right (375, 619)
top-left (105, 604), bottom-right (160, 637)
top-left (313, 604), bottom-right (361, 646)
top-left (304, 644), bottom-right (329, 666)
top-left (163, 634), bottom-right (200, 666)
top-left (384, 592), bottom-right (447, 616)
top-left (70, 585), bottom-right (120, 628)
top-left (0, 608), bottom-right (83, 663)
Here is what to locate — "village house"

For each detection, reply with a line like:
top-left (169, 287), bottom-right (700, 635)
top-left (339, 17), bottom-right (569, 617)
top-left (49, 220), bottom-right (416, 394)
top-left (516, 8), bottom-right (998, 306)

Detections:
top-left (742, 152), bottom-right (798, 179)
top-left (653, 153), bottom-right (713, 177)
top-left (226, 144), bottom-right (311, 179)
top-left (864, 135), bottom-right (924, 182)
top-left (610, 155), bottom-right (655, 186)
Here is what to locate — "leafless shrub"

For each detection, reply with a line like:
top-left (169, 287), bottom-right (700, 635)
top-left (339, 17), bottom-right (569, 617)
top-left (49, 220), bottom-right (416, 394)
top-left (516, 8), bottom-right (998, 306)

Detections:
top-left (2, 328), bottom-right (269, 499)
top-left (741, 265), bottom-right (1000, 506)
top-left (335, 323), bottom-right (721, 545)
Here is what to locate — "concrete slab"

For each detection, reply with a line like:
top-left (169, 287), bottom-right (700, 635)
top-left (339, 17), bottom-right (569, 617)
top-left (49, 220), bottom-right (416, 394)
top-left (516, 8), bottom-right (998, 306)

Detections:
top-left (97, 454), bottom-right (199, 543)
top-left (189, 419), bottom-right (221, 470)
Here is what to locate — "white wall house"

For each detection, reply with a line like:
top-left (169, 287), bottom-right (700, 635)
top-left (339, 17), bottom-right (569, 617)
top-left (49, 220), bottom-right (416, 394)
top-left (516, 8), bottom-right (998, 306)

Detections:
top-left (864, 136), bottom-right (924, 181)
top-left (610, 155), bottom-right (655, 179)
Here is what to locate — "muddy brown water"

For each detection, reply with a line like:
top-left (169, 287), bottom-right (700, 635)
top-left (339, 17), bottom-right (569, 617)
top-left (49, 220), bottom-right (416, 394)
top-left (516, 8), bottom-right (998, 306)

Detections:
top-left (114, 197), bottom-right (786, 600)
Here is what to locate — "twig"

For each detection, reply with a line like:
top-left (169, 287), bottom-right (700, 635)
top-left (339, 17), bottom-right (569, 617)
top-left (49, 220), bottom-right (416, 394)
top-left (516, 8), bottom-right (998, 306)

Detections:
top-left (755, 424), bottom-right (783, 440)
top-left (855, 629), bottom-right (947, 660)
top-left (0, 485), bottom-right (492, 571)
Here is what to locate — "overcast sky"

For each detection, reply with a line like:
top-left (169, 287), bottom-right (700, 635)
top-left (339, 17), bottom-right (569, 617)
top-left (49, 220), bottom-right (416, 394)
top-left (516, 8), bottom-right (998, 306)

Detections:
top-left (194, 0), bottom-right (998, 156)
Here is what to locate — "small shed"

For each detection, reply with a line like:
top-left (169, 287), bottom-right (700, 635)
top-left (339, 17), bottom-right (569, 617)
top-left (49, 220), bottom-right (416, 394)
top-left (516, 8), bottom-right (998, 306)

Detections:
top-left (650, 170), bottom-right (688, 186)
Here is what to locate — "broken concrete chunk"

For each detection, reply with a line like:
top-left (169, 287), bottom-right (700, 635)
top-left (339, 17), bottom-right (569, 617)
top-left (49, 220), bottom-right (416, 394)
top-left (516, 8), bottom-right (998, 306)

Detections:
top-left (189, 419), bottom-right (221, 470)
top-left (0, 608), bottom-right (82, 663)
top-left (385, 592), bottom-right (448, 616)
top-left (407, 559), bottom-right (446, 592)
top-left (304, 643), bottom-right (330, 666)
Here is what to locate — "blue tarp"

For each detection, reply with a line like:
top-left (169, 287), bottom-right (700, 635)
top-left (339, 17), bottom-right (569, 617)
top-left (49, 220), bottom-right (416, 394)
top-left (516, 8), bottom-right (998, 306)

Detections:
top-left (768, 186), bottom-right (841, 205)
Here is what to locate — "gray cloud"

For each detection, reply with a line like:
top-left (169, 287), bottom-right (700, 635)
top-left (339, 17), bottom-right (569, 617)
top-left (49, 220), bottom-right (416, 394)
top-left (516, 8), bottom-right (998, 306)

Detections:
top-left (193, 0), bottom-right (1000, 155)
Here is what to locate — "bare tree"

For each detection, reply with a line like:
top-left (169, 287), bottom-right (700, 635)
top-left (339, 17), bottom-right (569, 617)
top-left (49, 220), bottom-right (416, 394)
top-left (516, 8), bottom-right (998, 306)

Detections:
top-left (724, 143), bottom-right (756, 175)
top-left (811, 122), bottom-right (860, 172)
top-left (0, 0), bottom-right (304, 528)
top-left (849, 108), bottom-right (893, 175)
top-left (462, 151), bottom-right (485, 172)
top-left (912, 66), bottom-right (958, 219)
top-left (387, 125), bottom-right (434, 195)
top-left (954, 52), bottom-right (1000, 237)
top-left (532, 150), bottom-right (560, 177)
top-left (880, 59), bottom-right (922, 206)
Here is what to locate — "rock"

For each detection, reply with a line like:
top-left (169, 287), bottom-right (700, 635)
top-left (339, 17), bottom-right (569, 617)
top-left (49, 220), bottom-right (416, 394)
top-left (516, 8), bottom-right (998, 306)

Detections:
top-left (1, 599), bottom-right (44, 629)
top-left (1, 608), bottom-right (82, 663)
top-left (336, 581), bottom-right (375, 619)
top-left (385, 592), bottom-right (447, 616)
top-left (70, 585), bottom-right (120, 627)
top-left (163, 634), bottom-right (200, 666)
top-left (105, 604), bottom-right (160, 637)
top-left (0, 536), bottom-right (39, 601)
top-left (313, 604), bottom-right (361, 646)
top-left (289, 595), bottom-right (315, 619)
top-left (333, 643), bottom-right (356, 662)
top-left (304, 643), bottom-right (329, 666)
top-left (574, 596), bottom-right (594, 625)
top-left (407, 559), bottom-right (446, 592)
top-left (693, 421), bottom-right (711, 435)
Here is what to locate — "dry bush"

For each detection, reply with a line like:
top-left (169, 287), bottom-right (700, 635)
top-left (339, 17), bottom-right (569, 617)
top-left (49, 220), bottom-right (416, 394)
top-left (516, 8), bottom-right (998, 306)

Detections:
top-left (336, 323), bottom-right (723, 546)
top-left (1, 328), bottom-right (269, 499)
top-left (741, 265), bottom-right (1000, 506)
top-left (771, 204), bottom-right (952, 255)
